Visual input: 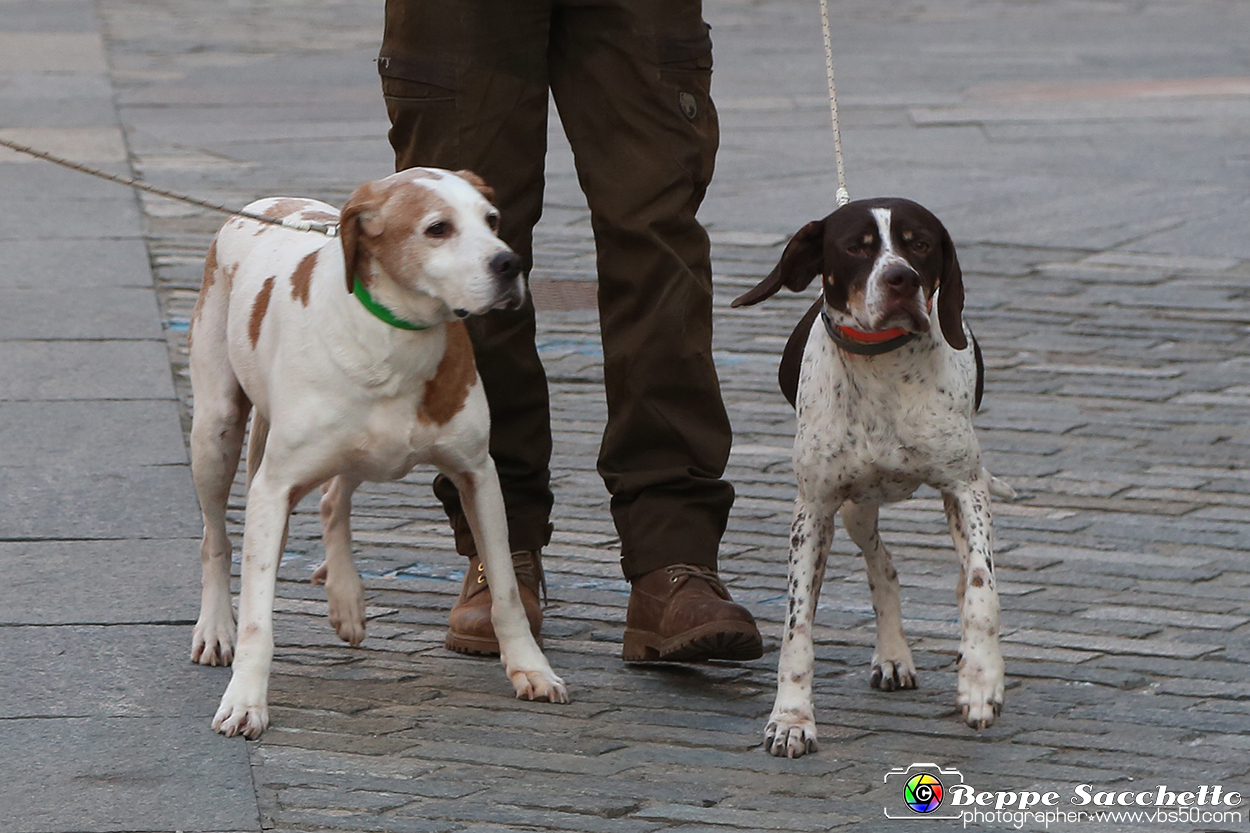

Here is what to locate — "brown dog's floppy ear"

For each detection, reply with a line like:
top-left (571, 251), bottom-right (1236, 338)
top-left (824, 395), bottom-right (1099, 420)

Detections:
top-left (339, 182), bottom-right (383, 292)
top-left (936, 221), bottom-right (968, 350)
top-left (731, 220), bottom-right (825, 308)
top-left (454, 169), bottom-right (497, 204)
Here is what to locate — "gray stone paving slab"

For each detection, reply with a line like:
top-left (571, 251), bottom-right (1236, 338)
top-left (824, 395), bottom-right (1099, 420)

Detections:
top-left (0, 451), bottom-right (202, 542)
top-left (0, 399), bottom-right (187, 469)
top-left (0, 539), bottom-right (198, 625)
top-left (0, 0), bottom-right (97, 33)
top-left (0, 238), bottom-right (152, 288)
top-left (0, 625), bottom-right (224, 718)
top-left (0, 340), bottom-right (176, 401)
top-left (0, 158), bottom-right (133, 204)
top-left (0, 187), bottom-right (145, 240)
top-left (0, 31), bottom-right (107, 73)
top-left (0, 287), bottom-right (164, 340)
top-left (0, 717), bottom-right (257, 833)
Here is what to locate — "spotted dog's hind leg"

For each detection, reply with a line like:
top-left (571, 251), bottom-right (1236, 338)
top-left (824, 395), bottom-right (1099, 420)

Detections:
top-left (944, 478), bottom-right (1004, 730)
top-left (841, 501), bottom-right (917, 691)
top-left (766, 498), bottom-right (837, 758)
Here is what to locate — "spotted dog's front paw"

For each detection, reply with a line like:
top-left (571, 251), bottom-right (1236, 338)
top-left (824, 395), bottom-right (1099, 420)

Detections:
top-left (212, 678), bottom-right (269, 739)
top-left (870, 652), bottom-right (918, 691)
top-left (765, 709), bottom-right (818, 758)
top-left (957, 654), bottom-right (1005, 730)
top-left (508, 667), bottom-right (569, 703)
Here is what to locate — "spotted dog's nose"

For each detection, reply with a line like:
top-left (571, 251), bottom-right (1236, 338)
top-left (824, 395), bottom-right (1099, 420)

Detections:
top-left (882, 264), bottom-right (920, 294)
top-left (490, 251), bottom-right (522, 281)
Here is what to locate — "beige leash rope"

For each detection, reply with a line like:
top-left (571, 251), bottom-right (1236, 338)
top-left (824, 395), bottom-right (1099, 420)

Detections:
top-left (0, 135), bottom-right (339, 236)
top-left (819, 0), bottom-right (851, 207)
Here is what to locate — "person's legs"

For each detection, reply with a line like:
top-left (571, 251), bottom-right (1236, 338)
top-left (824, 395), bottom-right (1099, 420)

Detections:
top-left (380, 0), bottom-right (555, 555)
top-left (380, 1), bottom-right (555, 654)
top-left (548, 0), bottom-right (761, 660)
top-left (549, 0), bottom-right (732, 578)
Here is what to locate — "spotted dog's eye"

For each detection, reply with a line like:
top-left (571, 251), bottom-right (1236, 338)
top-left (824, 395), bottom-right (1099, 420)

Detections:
top-left (911, 240), bottom-right (931, 254)
top-left (425, 220), bottom-right (453, 239)
top-left (486, 212), bottom-right (500, 232)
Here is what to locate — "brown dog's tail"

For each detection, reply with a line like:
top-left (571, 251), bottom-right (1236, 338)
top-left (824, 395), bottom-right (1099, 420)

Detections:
top-left (245, 411), bottom-right (269, 488)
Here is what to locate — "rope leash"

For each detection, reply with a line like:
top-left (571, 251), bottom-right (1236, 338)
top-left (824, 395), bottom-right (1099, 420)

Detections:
top-left (0, 135), bottom-right (339, 237)
top-left (818, 0), bottom-right (851, 207)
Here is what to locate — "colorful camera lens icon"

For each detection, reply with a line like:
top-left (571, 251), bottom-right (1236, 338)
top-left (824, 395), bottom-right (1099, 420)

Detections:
top-left (884, 763), bottom-right (965, 820)
top-left (904, 772), bottom-right (944, 813)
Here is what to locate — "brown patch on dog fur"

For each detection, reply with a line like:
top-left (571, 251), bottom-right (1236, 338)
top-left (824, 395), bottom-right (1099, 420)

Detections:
top-left (189, 238), bottom-right (221, 347)
top-left (379, 184), bottom-right (446, 251)
top-left (253, 199), bottom-right (319, 235)
top-left (263, 198), bottom-right (314, 219)
top-left (341, 176), bottom-right (448, 292)
top-left (249, 276), bottom-right (276, 348)
top-left (290, 251), bottom-right (317, 306)
top-left (418, 321), bottom-right (476, 425)
top-left (201, 238), bottom-right (219, 295)
top-left (454, 169), bottom-right (496, 204)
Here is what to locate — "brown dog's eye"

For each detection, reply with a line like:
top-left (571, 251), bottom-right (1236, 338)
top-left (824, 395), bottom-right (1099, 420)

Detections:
top-left (425, 220), bottom-right (453, 238)
top-left (486, 212), bottom-right (500, 232)
top-left (847, 235), bottom-right (874, 257)
top-left (912, 240), bottom-right (931, 254)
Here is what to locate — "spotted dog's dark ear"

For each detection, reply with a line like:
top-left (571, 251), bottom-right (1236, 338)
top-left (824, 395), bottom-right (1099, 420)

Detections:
top-left (936, 220), bottom-right (968, 350)
top-left (340, 182), bottom-right (384, 292)
top-left (731, 220), bottom-right (825, 308)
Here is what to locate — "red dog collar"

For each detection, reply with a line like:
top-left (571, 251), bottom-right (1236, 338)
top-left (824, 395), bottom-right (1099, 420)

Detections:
top-left (821, 294), bottom-right (933, 355)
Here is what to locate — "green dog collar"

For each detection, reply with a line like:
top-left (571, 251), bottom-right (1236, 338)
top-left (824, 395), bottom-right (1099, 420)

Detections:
top-left (352, 279), bottom-right (428, 331)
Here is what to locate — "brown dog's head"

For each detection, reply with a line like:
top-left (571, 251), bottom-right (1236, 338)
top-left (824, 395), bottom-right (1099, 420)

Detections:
top-left (732, 197), bottom-right (966, 350)
top-left (338, 168), bottom-right (524, 319)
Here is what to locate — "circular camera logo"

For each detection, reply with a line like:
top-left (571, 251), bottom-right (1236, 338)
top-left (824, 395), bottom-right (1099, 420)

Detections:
top-left (903, 772), bottom-right (944, 814)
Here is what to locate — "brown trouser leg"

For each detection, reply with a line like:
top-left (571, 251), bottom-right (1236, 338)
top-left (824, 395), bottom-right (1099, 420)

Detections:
top-left (380, 0), bottom-right (733, 580)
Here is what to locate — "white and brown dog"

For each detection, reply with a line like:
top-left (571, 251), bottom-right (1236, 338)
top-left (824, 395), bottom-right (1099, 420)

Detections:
top-left (188, 168), bottom-right (568, 739)
top-left (733, 198), bottom-right (1011, 758)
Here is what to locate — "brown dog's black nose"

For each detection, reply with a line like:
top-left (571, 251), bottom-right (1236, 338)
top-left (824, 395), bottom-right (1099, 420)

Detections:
top-left (490, 251), bottom-right (522, 281)
top-left (882, 265), bottom-right (920, 293)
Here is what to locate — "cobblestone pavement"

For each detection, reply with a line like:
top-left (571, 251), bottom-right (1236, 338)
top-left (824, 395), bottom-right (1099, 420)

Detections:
top-left (16, 0), bottom-right (1250, 830)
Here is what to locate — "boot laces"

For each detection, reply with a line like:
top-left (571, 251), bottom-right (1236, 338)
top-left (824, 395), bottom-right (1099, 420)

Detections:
top-left (664, 564), bottom-right (730, 598)
top-left (512, 550), bottom-right (548, 606)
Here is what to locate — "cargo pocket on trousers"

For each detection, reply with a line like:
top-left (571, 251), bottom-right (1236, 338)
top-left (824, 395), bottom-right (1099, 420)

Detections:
top-left (378, 55), bottom-right (459, 169)
top-left (656, 26), bottom-right (718, 193)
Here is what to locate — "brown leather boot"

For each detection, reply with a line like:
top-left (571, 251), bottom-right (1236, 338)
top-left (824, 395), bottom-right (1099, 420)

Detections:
top-left (623, 564), bottom-right (763, 662)
top-left (445, 550), bottom-right (545, 656)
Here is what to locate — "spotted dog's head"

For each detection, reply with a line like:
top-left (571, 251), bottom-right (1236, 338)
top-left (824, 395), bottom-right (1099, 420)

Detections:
top-left (732, 198), bottom-right (966, 350)
top-left (339, 168), bottom-right (525, 318)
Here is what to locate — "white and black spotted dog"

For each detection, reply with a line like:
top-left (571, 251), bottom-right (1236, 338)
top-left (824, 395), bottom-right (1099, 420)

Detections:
top-left (732, 198), bottom-right (1013, 758)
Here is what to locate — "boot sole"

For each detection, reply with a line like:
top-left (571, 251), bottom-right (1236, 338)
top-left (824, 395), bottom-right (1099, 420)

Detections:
top-left (622, 621), bottom-right (763, 663)
top-left (445, 631), bottom-right (501, 656)
top-left (445, 630), bottom-right (544, 657)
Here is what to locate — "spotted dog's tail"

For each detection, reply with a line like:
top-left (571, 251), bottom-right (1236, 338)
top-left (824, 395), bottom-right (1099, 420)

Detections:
top-left (986, 470), bottom-right (1017, 501)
